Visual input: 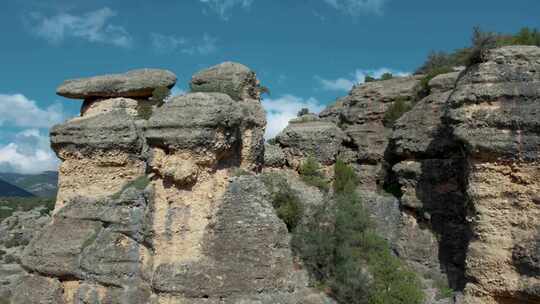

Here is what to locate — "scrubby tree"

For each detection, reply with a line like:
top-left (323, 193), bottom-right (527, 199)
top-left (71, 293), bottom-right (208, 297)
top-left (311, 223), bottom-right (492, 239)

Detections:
top-left (297, 108), bottom-right (310, 117)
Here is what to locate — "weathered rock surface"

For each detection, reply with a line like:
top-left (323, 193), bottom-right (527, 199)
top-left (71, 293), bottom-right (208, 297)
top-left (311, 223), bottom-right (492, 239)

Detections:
top-left (0, 209), bottom-right (51, 300)
top-left (275, 114), bottom-right (349, 167)
top-left (318, 75), bottom-right (422, 188)
top-left (446, 45), bottom-right (540, 304)
top-left (190, 61), bottom-right (260, 101)
top-left (57, 68), bottom-right (177, 99)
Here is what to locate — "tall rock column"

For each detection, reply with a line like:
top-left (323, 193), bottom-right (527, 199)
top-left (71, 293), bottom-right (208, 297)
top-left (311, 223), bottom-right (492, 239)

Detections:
top-left (447, 46), bottom-right (540, 304)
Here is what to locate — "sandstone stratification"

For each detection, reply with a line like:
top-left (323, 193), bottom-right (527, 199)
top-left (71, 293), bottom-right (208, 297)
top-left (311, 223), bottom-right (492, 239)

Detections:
top-left (12, 64), bottom-right (333, 304)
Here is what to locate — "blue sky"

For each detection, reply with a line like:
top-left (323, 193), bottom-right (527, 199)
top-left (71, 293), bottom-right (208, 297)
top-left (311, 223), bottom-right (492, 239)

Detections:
top-left (0, 0), bottom-right (538, 173)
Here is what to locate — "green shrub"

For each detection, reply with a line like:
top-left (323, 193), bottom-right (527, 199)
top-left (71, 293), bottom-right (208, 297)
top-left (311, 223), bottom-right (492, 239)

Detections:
top-left (365, 75), bottom-right (376, 83)
top-left (299, 156), bottom-right (329, 192)
top-left (261, 173), bottom-right (304, 231)
top-left (383, 98), bottom-right (413, 127)
top-left (434, 276), bottom-right (454, 300)
top-left (297, 108), bottom-right (310, 117)
top-left (380, 73), bottom-right (393, 81)
top-left (333, 159), bottom-right (358, 194)
top-left (416, 26), bottom-right (540, 75)
top-left (293, 161), bottom-right (424, 304)
top-left (364, 73), bottom-right (393, 83)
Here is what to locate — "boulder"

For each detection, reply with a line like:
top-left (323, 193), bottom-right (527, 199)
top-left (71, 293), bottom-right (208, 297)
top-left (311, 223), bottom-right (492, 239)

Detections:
top-left (190, 61), bottom-right (260, 101)
top-left (57, 69), bottom-right (177, 99)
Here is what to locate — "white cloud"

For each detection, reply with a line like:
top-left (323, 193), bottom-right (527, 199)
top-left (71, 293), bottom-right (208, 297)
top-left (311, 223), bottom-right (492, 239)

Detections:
top-left (0, 129), bottom-right (59, 174)
top-left (0, 94), bottom-right (64, 128)
top-left (199, 0), bottom-right (254, 20)
top-left (262, 95), bottom-right (326, 139)
top-left (170, 87), bottom-right (186, 96)
top-left (317, 68), bottom-right (410, 92)
top-left (28, 7), bottom-right (132, 47)
top-left (151, 33), bottom-right (217, 55)
top-left (323, 0), bottom-right (388, 15)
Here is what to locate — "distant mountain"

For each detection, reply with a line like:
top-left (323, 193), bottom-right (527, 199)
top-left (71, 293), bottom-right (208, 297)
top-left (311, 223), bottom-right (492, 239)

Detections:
top-left (0, 179), bottom-right (34, 197)
top-left (0, 171), bottom-right (58, 197)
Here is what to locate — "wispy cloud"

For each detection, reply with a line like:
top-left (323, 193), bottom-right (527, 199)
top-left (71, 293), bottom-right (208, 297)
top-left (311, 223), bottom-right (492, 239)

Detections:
top-left (0, 129), bottom-right (59, 174)
top-left (27, 7), bottom-right (132, 47)
top-left (317, 68), bottom-right (410, 92)
top-left (151, 33), bottom-right (217, 55)
top-left (262, 95), bottom-right (326, 139)
top-left (0, 94), bottom-right (64, 128)
top-left (0, 93), bottom-right (66, 174)
top-left (323, 0), bottom-right (388, 16)
top-left (199, 0), bottom-right (254, 20)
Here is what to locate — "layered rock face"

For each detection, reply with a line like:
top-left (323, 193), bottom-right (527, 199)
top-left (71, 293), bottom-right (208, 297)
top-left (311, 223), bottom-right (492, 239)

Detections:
top-left (319, 75), bottom-right (423, 188)
top-left (12, 63), bottom-right (332, 304)
top-left (270, 45), bottom-right (540, 304)
top-left (0, 209), bottom-right (50, 300)
top-left (447, 46), bottom-right (540, 304)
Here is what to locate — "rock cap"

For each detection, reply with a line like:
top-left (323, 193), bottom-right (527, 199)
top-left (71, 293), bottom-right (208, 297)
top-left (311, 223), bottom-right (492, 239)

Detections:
top-left (57, 69), bottom-right (177, 99)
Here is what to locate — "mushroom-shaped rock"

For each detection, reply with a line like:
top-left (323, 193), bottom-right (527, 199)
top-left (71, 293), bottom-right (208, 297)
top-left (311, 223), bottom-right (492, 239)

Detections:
top-left (57, 69), bottom-right (177, 99)
top-left (190, 62), bottom-right (260, 101)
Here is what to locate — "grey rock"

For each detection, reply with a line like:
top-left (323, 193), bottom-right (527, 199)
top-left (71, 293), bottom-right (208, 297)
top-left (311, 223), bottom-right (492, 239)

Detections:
top-left (319, 75), bottom-right (421, 164)
top-left (11, 275), bottom-right (65, 304)
top-left (22, 217), bottom-right (102, 278)
top-left (391, 90), bottom-right (456, 158)
top-left (448, 45), bottom-right (540, 161)
top-left (153, 176), bottom-right (331, 302)
top-left (0, 209), bottom-right (51, 300)
top-left (50, 110), bottom-right (143, 156)
top-left (57, 69), bottom-right (177, 99)
top-left (145, 92), bottom-right (265, 165)
top-left (80, 230), bottom-right (151, 287)
top-left (428, 72), bottom-right (460, 93)
top-left (190, 61), bottom-right (259, 101)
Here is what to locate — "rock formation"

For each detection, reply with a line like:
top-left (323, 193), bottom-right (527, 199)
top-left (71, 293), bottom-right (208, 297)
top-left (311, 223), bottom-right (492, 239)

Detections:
top-left (3, 46), bottom-right (539, 304)
top-left (0, 209), bottom-right (51, 301)
top-left (448, 46), bottom-right (540, 304)
top-left (270, 45), bottom-right (540, 304)
top-left (9, 63), bottom-right (332, 304)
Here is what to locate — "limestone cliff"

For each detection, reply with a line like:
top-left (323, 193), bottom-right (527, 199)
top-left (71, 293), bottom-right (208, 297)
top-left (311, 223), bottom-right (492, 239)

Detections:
top-left (270, 45), bottom-right (540, 304)
top-left (10, 63), bottom-right (332, 304)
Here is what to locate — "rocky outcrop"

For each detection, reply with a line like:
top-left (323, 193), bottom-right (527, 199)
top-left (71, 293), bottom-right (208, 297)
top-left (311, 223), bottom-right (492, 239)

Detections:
top-left (190, 61), bottom-right (260, 101)
top-left (319, 75), bottom-right (422, 188)
top-left (388, 70), bottom-right (469, 295)
top-left (274, 114), bottom-right (349, 168)
top-left (446, 46), bottom-right (540, 304)
top-left (269, 45), bottom-right (540, 304)
top-left (12, 63), bottom-right (332, 303)
top-left (0, 209), bottom-right (51, 301)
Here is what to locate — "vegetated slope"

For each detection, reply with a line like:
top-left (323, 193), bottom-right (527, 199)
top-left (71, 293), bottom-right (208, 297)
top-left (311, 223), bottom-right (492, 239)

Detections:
top-left (0, 171), bottom-right (58, 197)
top-left (0, 179), bottom-right (34, 198)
